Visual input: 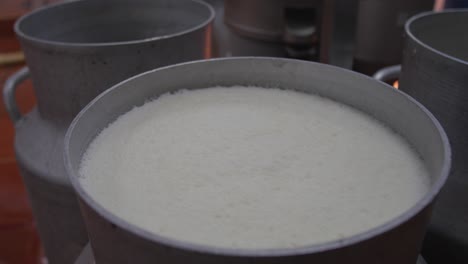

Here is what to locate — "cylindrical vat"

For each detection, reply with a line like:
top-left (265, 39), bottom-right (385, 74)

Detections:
top-left (3, 0), bottom-right (214, 263)
top-left (399, 10), bottom-right (468, 263)
top-left (65, 58), bottom-right (450, 264)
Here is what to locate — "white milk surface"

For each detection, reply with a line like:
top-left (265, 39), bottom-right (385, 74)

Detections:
top-left (80, 86), bottom-right (430, 249)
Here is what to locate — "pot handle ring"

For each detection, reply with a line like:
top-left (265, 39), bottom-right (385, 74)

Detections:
top-left (3, 67), bottom-right (30, 124)
top-left (373, 65), bottom-right (402, 82)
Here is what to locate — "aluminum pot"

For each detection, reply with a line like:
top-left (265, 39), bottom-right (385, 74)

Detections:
top-left (65, 57), bottom-right (450, 264)
top-left (3, 0), bottom-right (213, 263)
top-left (203, 0), bottom-right (288, 58)
top-left (373, 10), bottom-right (468, 263)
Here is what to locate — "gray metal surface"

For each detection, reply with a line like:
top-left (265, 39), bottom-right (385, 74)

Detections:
top-left (224, 0), bottom-right (318, 41)
top-left (3, 67), bottom-right (28, 122)
top-left (203, 0), bottom-right (285, 58)
top-left (399, 10), bottom-right (468, 264)
top-left (419, 256), bottom-right (428, 264)
top-left (353, 0), bottom-right (434, 75)
top-left (205, 0), bottom-right (356, 68)
top-left (328, 0), bottom-right (358, 69)
top-left (74, 244), bottom-right (94, 264)
top-left (4, 0), bottom-right (214, 263)
top-left (373, 65), bottom-right (401, 82)
top-left (65, 57), bottom-right (450, 264)
top-left (15, 0), bottom-right (214, 123)
top-left (221, 0), bottom-right (334, 61)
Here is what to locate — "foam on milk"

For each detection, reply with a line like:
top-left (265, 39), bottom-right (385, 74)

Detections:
top-left (79, 86), bottom-right (430, 250)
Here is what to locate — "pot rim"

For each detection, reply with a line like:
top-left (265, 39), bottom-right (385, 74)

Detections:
top-left (65, 57), bottom-right (451, 257)
top-left (405, 9), bottom-right (468, 67)
top-left (14, 0), bottom-right (215, 49)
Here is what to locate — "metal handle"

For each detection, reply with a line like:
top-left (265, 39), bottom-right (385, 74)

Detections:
top-left (373, 65), bottom-right (402, 82)
top-left (3, 67), bottom-right (30, 123)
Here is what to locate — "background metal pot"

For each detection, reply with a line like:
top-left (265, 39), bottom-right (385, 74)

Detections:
top-left (65, 57), bottom-right (450, 264)
top-left (353, 0), bottom-right (434, 75)
top-left (373, 10), bottom-right (468, 263)
top-left (399, 10), bottom-right (468, 264)
top-left (3, 0), bottom-right (214, 263)
top-left (221, 0), bottom-right (334, 61)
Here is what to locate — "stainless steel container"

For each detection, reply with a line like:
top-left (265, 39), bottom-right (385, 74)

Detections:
top-left (3, 1), bottom-right (214, 263)
top-left (400, 10), bottom-right (468, 264)
top-left (373, 10), bottom-right (468, 263)
top-left (65, 57), bottom-right (450, 264)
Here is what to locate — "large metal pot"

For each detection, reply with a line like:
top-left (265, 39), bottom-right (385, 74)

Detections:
top-left (65, 57), bottom-right (450, 264)
top-left (373, 10), bottom-right (468, 263)
top-left (3, 0), bottom-right (213, 263)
